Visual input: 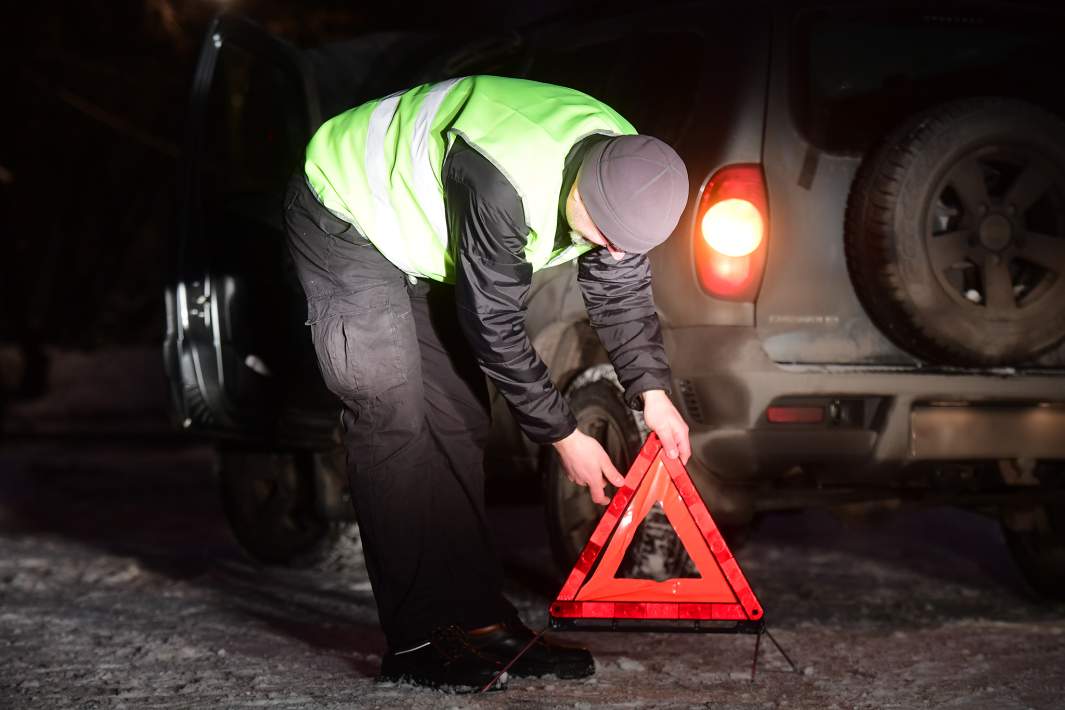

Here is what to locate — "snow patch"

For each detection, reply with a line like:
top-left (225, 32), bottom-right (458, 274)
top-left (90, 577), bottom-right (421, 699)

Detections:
top-left (615, 657), bottom-right (646, 672)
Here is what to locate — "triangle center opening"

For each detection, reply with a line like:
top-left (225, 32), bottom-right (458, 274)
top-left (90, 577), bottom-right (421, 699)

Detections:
top-left (617, 500), bottom-right (700, 581)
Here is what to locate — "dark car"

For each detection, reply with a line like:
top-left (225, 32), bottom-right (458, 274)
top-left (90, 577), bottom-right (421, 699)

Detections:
top-left (164, 1), bottom-right (1065, 596)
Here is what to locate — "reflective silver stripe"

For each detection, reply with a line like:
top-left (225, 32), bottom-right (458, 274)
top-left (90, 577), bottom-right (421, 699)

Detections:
top-left (393, 640), bottom-right (431, 655)
top-left (364, 93), bottom-right (416, 275)
top-left (409, 78), bottom-right (463, 239)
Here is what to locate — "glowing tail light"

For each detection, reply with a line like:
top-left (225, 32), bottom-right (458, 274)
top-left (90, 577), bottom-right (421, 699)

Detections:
top-left (693, 164), bottom-right (769, 301)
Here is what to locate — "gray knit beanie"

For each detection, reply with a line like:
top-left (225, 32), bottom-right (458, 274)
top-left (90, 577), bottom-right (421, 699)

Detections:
top-left (577, 135), bottom-right (689, 254)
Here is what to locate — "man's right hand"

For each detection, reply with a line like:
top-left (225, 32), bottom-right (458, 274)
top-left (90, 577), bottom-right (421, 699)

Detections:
top-left (552, 429), bottom-right (626, 505)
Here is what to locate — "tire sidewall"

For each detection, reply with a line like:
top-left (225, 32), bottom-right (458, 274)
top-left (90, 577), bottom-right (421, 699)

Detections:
top-left (542, 371), bottom-right (642, 576)
top-left (218, 449), bottom-right (347, 568)
top-left (1002, 501), bottom-right (1065, 600)
top-left (862, 99), bottom-right (1065, 364)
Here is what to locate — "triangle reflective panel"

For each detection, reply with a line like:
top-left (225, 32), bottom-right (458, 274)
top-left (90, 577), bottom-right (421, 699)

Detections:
top-left (550, 433), bottom-right (764, 627)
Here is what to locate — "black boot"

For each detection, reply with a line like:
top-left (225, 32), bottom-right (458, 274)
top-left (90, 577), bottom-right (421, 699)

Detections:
top-left (467, 619), bottom-right (595, 679)
top-left (378, 625), bottom-right (508, 693)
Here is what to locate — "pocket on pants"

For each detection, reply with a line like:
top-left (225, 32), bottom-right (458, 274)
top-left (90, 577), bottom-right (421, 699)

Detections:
top-left (309, 294), bottom-right (409, 399)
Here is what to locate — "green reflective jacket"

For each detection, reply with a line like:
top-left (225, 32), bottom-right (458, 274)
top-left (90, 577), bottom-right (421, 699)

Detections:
top-left (304, 75), bottom-right (636, 283)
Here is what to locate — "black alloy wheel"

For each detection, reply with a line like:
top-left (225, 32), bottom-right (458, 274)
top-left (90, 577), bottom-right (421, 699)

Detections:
top-left (926, 145), bottom-right (1065, 316)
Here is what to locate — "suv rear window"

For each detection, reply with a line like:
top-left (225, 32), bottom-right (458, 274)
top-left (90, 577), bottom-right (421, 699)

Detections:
top-left (200, 41), bottom-right (308, 215)
top-left (794, 7), bottom-right (1063, 154)
top-left (528, 29), bottom-right (704, 149)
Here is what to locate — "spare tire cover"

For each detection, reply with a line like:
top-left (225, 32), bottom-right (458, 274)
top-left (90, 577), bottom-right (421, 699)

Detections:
top-left (844, 98), bottom-right (1065, 367)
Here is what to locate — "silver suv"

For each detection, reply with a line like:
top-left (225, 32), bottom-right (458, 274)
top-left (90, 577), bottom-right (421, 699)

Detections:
top-left (165, 2), bottom-right (1065, 597)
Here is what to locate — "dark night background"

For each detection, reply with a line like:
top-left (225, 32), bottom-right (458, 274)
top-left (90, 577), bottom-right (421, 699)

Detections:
top-left (2, 2), bottom-right (1065, 707)
top-left (0, 0), bottom-right (588, 404)
top-left (3, 0), bottom-right (1062, 397)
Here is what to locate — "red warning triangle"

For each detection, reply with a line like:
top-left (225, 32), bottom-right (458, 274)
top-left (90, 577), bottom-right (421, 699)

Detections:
top-left (550, 433), bottom-right (763, 622)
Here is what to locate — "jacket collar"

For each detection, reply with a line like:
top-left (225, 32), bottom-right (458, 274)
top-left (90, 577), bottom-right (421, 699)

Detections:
top-left (557, 134), bottom-right (611, 243)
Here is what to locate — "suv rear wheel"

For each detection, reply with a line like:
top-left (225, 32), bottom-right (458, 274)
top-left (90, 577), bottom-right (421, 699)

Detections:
top-left (846, 98), bottom-right (1065, 366)
top-left (1001, 469), bottom-right (1065, 601)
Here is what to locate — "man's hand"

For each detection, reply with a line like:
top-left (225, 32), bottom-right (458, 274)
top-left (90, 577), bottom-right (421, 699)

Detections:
top-left (552, 429), bottom-right (626, 505)
top-left (641, 389), bottom-right (691, 464)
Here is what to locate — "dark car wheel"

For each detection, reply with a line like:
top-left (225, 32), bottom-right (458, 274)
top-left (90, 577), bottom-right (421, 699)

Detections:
top-left (1002, 495), bottom-right (1065, 601)
top-left (219, 448), bottom-right (361, 569)
top-left (845, 98), bottom-right (1065, 366)
top-left (543, 366), bottom-right (720, 583)
top-left (543, 370), bottom-right (644, 578)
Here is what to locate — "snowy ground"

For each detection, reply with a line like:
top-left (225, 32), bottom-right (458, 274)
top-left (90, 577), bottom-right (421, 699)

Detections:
top-left (1, 440), bottom-right (1063, 710)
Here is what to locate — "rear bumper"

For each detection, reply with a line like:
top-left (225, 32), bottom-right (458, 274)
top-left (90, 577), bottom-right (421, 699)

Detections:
top-left (910, 404), bottom-right (1065, 459)
top-left (663, 326), bottom-right (1065, 483)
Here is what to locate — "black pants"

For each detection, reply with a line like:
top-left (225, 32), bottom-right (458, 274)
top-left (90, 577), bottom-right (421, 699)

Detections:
top-left (283, 175), bottom-right (516, 651)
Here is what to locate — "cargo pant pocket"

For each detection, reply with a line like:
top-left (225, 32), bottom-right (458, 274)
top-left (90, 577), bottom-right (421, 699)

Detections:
top-left (308, 291), bottom-right (411, 401)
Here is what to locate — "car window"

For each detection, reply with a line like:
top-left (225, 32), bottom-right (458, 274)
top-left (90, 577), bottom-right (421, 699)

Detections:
top-left (794, 8), bottom-right (1063, 154)
top-left (307, 33), bottom-right (449, 120)
top-left (434, 33), bottom-right (530, 81)
top-left (525, 36), bottom-right (611, 104)
top-left (200, 40), bottom-right (309, 223)
top-left (528, 28), bottom-right (704, 149)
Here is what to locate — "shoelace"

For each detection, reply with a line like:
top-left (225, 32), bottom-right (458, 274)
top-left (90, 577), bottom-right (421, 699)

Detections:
top-left (477, 626), bottom-right (547, 694)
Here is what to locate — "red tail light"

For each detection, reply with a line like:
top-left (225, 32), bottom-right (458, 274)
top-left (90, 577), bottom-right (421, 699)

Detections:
top-left (766, 405), bottom-right (824, 424)
top-left (693, 164), bottom-right (769, 301)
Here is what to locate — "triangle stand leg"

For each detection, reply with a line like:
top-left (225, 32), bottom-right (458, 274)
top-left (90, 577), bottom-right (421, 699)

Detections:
top-left (477, 626), bottom-right (548, 694)
top-left (750, 628), bottom-right (763, 682)
top-left (764, 627), bottom-right (800, 674)
top-left (750, 626), bottom-right (799, 682)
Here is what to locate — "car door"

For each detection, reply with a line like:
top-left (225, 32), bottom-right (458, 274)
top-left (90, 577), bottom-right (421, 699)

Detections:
top-left (164, 14), bottom-right (335, 443)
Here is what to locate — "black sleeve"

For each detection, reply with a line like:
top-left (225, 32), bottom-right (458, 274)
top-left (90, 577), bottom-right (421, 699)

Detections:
top-left (577, 247), bottom-right (672, 410)
top-left (445, 140), bottom-right (578, 444)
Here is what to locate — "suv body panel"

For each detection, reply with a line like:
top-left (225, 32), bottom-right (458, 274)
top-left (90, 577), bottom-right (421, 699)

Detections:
top-left (759, 6), bottom-right (909, 365)
top-left (167, 3), bottom-right (1065, 507)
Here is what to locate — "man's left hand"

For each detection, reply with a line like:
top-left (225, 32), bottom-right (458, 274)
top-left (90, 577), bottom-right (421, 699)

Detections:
top-left (640, 389), bottom-right (691, 465)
